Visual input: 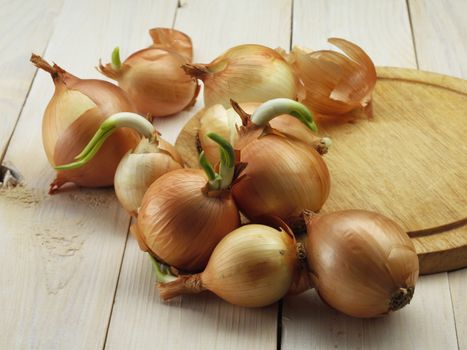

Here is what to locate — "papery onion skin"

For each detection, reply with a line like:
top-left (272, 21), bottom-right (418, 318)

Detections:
top-left (31, 54), bottom-right (140, 192)
top-left (135, 168), bottom-right (240, 272)
top-left (232, 135), bottom-right (330, 221)
top-left (199, 102), bottom-right (329, 165)
top-left (158, 224), bottom-right (297, 307)
top-left (148, 27), bottom-right (193, 61)
top-left (183, 44), bottom-right (300, 108)
top-left (291, 38), bottom-right (377, 116)
top-left (306, 210), bottom-right (419, 318)
top-left (114, 138), bottom-right (183, 216)
top-left (99, 28), bottom-right (199, 118)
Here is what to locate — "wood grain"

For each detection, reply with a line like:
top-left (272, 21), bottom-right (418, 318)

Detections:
top-left (0, 0), bottom-right (178, 348)
top-left (409, 1), bottom-right (467, 348)
top-left (105, 1), bottom-right (292, 348)
top-left (0, 0), bottom-right (63, 159)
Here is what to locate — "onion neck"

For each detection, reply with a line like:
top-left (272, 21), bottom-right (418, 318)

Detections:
top-left (55, 112), bottom-right (155, 170)
top-left (199, 133), bottom-right (235, 191)
top-left (97, 47), bottom-right (124, 80)
top-left (182, 63), bottom-right (210, 80)
top-left (250, 98), bottom-right (318, 132)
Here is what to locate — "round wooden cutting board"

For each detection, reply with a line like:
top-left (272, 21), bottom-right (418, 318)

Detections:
top-left (175, 67), bottom-right (467, 275)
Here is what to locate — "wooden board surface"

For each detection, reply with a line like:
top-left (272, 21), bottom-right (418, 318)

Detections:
top-left (175, 67), bottom-right (467, 275)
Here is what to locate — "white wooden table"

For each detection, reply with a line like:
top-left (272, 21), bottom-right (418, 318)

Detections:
top-left (0, 0), bottom-right (466, 349)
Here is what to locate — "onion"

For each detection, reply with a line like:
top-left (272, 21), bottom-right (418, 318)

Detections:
top-left (289, 38), bottom-right (377, 116)
top-left (198, 102), bottom-right (331, 165)
top-left (133, 134), bottom-right (240, 272)
top-left (98, 28), bottom-right (199, 117)
top-left (305, 210), bottom-right (419, 318)
top-left (183, 44), bottom-right (301, 108)
top-left (30, 54), bottom-right (140, 193)
top-left (230, 99), bottom-right (331, 222)
top-left (114, 138), bottom-right (183, 215)
top-left (157, 224), bottom-right (297, 307)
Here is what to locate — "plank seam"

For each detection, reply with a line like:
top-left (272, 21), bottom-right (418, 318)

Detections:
top-left (289, 0), bottom-right (294, 50)
top-left (172, 0), bottom-right (181, 29)
top-left (102, 220), bottom-right (132, 350)
top-left (279, 1), bottom-right (294, 346)
top-left (277, 300), bottom-right (283, 350)
top-left (405, 0), bottom-right (420, 69)
top-left (447, 274), bottom-right (460, 349)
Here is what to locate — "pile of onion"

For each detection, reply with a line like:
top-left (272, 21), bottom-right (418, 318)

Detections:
top-left (33, 28), bottom-right (421, 320)
top-left (183, 44), bottom-right (303, 108)
top-left (155, 209), bottom-right (419, 316)
top-left (98, 28), bottom-right (199, 117)
top-left (31, 54), bottom-right (140, 193)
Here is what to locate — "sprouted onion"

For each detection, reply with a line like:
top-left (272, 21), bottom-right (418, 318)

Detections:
top-left (157, 223), bottom-right (297, 307)
top-left (56, 112), bottom-right (184, 215)
top-left (132, 133), bottom-right (240, 272)
top-left (31, 54), bottom-right (140, 193)
top-left (183, 44), bottom-right (302, 108)
top-left (98, 28), bottom-right (199, 117)
top-left (230, 99), bottom-right (331, 222)
top-left (305, 209), bottom-right (419, 318)
top-left (198, 102), bottom-right (331, 166)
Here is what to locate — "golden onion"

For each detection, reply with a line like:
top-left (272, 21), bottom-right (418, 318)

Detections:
top-left (31, 54), bottom-right (140, 193)
top-left (306, 210), bottom-right (419, 318)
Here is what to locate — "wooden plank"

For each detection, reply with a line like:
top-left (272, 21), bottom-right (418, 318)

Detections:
top-left (282, 1), bottom-right (458, 349)
top-left (409, 0), bottom-right (467, 79)
top-left (282, 275), bottom-right (457, 350)
top-left (0, 0), bottom-right (178, 349)
top-left (409, 1), bottom-right (467, 348)
top-left (0, 0), bottom-right (63, 159)
top-left (291, 0), bottom-right (416, 68)
top-left (105, 1), bottom-right (292, 348)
